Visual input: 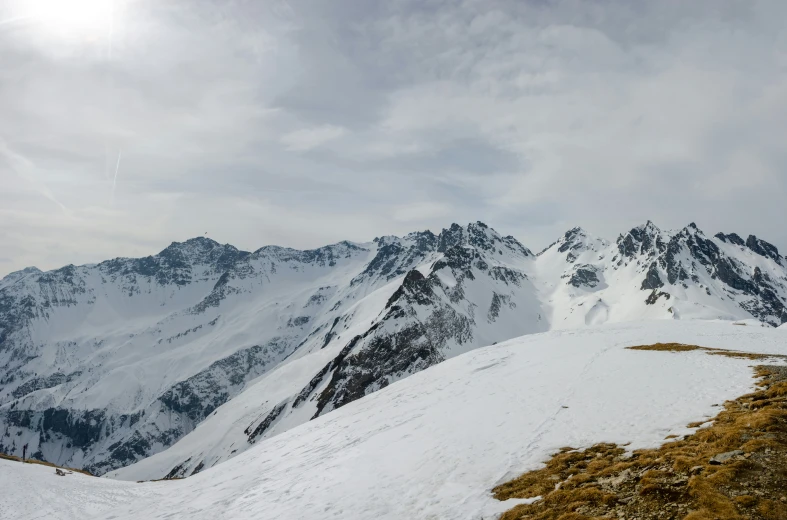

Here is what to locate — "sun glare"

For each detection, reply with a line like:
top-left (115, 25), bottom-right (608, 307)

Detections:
top-left (10, 0), bottom-right (116, 43)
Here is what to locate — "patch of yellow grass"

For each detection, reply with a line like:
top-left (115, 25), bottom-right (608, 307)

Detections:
top-left (626, 343), bottom-right (784, 362)
top-left (494, 353), bottom-right (787, 520)
top-left (627, 343), bottom-right (703, 352)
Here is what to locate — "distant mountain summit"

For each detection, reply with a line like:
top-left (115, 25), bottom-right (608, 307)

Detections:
top-left (1, 221), bottom-right (785, 478)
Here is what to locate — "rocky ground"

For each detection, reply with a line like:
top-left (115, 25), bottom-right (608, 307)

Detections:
top-left (494, 346), bottom-right (787, 520)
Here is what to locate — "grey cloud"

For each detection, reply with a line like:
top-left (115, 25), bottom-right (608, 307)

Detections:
top-left (1, 0), bottom-right (786, 275)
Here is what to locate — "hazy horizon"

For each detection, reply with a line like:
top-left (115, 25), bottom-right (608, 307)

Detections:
top-left (2, 218), bottom-right (783, 277)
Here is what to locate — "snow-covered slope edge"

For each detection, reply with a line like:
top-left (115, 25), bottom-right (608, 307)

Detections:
top-left (5, 321), bottom-right (785, 520)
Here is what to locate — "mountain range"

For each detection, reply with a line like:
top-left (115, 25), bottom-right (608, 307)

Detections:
top-left (0, 221), bottom-right (785, 478)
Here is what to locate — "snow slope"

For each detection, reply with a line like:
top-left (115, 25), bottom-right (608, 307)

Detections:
top-left (0, 459), bottom-right (150, 520)
top-left (2, 222), bottom-right (786, 478)
top-left (5, 321), bottom-right (760, 520)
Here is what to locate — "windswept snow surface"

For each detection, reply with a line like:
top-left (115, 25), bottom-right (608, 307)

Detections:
top-left (3, 321), bottom-right (784, 520)
top-left (0, 459), bottom-right (150, 520)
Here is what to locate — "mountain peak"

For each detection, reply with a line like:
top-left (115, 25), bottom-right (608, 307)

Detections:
top-left (433, 222), bottom-right (529, 257)
top-left (681, 222), bottom-right (703, 235)
top-left (181, 236), bottom-right (222, 248)
top-left (617, 221), bottom-right (664, 259)
top-left (0, 266), bottom-right (42, 286)
top-left (557, 227), bottom-right (587, 251)
top-left (635, 220), bottom-right (661, 233)
top-left (564, 226), bottom-right (586, 239)
top-left (403, 229), bottom-right (438, 241)
top-left (161, 236), bottom-right (223, 257)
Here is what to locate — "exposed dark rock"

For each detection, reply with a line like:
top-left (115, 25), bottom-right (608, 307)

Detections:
top-left (287, 316), bottom-right (310, 327)
top-left (502, 236), bottom-right (533, 257)
top-left (488, 292), bottom-right (515, 322)
top-left (437, 223), bottom-right (466, 253)
top-left (715, 232), bottom-right (745, 246)
top-left (0, 408), bottom-right (110, 469)
top-left (11, 370), bottom-right (82, 399)
top-left (352, 232), bottom-right (436, 286)
top-left (617, 221), bottom-right (661, 259)
top-left (312, 302), bottom-right (472, 418)
top-left (645, 290), bottom-right (671, 305)
top-left (247, 402), bottom-right (287, 443)
top-left (558, 227), bottom-right (586, 253)
top-left (490, 267), bottom-right (526, 286)
top-left (746, 235), bottom-right (783, 265)
top-left (640, 263), bottom-right (664, 291)
top-left (313, 319), bottom-right (452, 417)
top-left (569, 265), bottom-right (601, 288)
top-left (158, 339), bottom-right (291, 423)
top-left (661, 236), bottom-right (690, 285)
top-left (292, 335), bottom-right (365, 409)
top-left (713, 257), bottom-right (757, 294)
top-left (190, 460), bottom-right (205, 476)
top-left (321, 317), bottom-right (342, 349)
top-left (385, 270), bottom-right (434, 309)
top-left (165, 458), bottom-right (191, 480)
top-left (99, 430), bottom-right (152, 473)
top-left (709, 450), bottom-right (744, 465)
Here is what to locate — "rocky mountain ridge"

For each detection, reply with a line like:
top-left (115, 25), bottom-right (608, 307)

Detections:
top-left (1, 221), bottom-right (785, 477)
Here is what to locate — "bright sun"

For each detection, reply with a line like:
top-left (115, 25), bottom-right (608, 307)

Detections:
top-left (12, 0), bottom-right (116, 43)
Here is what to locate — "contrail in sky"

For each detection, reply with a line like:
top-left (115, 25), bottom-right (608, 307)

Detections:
top-left (0, 137), bottom-right (70, 214)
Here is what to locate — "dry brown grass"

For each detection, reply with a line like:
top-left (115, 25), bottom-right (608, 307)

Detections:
top-left (494, 349), bottom-right (787, 520)
top-left (627, 343), bottom-right (704, 352)
top-left (708, 351), bottom-right (777, 361)
top-left (626, 343), bottom-right (785, 362)
top-left (0, 452), bottom-right (94, 477)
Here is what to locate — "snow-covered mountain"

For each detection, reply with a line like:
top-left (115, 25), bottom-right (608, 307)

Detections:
top-left (536, 222), bottom-right (787, 327)
top-left (1, 221), bottom-right (785, 477)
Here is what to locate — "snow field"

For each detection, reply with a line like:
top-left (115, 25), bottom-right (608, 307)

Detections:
top-left (3, 320), bottom-right (782, 520)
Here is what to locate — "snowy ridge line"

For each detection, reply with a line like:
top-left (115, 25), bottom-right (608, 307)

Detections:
top-left (1, 221), bottom-right (786, 477)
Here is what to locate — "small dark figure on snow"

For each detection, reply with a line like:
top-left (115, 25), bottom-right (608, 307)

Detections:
top-left (22, 443), bottom-right (27, 461)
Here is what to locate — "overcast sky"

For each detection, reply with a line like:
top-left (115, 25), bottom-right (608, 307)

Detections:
top-left (1, 0), bottom-right (786, 275)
